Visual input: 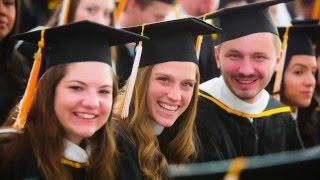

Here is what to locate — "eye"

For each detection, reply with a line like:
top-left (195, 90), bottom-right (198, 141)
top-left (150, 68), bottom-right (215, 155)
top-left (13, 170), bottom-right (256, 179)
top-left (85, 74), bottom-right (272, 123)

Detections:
top-left (99, 89), bottom-right (112, 95)
top-left (293, 70), bottom-right (303, 76)
top-left (69, 86), bottom-right (83, 92)
top-left (182, 81), bottom-right (194, 88)
top-left (255, 55), bottom-right (267, 61)
top-left (86, 6), bottom-right (97, 14)
top-left (226, 53), bottom-right (241, 60)
top-left (157, 76), bottom-right (170, 85)
top-left (3, 0), bottom-right (14, 6)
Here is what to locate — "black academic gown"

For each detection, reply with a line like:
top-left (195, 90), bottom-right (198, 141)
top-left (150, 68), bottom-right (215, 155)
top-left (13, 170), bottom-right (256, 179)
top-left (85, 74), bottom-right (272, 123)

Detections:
top-left (116, 132), bottom-right (143, 180)
top-left (196, 90), bottom-right (303, 162)
top-left (0, 136), bottom-right (87, 180)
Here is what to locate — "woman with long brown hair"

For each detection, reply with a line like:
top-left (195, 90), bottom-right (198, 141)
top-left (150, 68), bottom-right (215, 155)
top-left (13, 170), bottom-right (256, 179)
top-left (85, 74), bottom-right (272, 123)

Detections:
top-left (0, 21), bottom-right (145, 179)
top-left (114, 17), bottom-right (220, 179)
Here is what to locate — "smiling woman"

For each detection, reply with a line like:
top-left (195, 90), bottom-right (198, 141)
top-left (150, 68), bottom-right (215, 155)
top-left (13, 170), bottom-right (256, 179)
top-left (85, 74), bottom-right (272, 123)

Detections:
top-left (113, 17), bottom-right (220, 179)
top-left (0, 21), bottom-right (145, 179)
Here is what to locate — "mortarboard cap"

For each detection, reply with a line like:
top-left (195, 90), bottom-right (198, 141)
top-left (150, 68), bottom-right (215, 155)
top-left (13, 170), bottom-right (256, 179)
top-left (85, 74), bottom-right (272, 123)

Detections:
top-left (167, 146), bottom-right (320, 179)
top-left (5, 21), bottom-right (147, 132)
top-left (201, 0), bottom-right (292, 44)
top-left (278, 23), bottom-right (320, 68)
top-left (291, 19), bottom-right (320, 57)
top-left (13, 20), bottom-right (147, 69)
top-left (124, 17), bottom-right (221, 67)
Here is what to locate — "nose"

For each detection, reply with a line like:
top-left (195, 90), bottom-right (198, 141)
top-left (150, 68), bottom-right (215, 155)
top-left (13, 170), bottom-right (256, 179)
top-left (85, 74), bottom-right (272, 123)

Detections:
top-left (238, 58), bottom-right (256, 76)
top-left (304, 73), bottom-right (316, 88)
top-left (167, 84), bottom-right (182, 102)
top-left (81, 91), bottom-right (100, 109)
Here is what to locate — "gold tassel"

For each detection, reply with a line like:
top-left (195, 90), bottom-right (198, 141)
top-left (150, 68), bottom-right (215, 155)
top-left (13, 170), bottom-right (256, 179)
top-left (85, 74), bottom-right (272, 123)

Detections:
top-left (114, 0), bottom-right (127, 24)
top-left (195, 13), bottom-right (209, 59)
top-left (12, 28), bottom-right (47, 130)
top-left (121, 24), bottom-right (145, 119)
top-left (312, 0), bottom-right (320, 19)
top-left (58, 0), bottom-right (71, 25)
top-left (273, 26), bottom-right (290, 101)
top-left (223, 157), bottom-right (246, 180)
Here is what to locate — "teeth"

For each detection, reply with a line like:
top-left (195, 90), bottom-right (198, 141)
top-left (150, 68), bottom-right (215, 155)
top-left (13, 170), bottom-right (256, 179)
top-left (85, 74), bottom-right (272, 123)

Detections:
top-left (159, 102), bottom-right (178, 111)
top-left (237, 79), bottom-right (256, 84)
top-left (75, 113), bottom-right (96, 119)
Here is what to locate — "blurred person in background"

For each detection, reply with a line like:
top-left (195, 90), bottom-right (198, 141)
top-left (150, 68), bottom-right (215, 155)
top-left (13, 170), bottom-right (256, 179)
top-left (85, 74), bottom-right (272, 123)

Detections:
top-left (167, 0), bottom-right (221, 83)
top-left (0, 0), bottom-right (29, 125)
top-left (114, 0), bottom-right (174, 87)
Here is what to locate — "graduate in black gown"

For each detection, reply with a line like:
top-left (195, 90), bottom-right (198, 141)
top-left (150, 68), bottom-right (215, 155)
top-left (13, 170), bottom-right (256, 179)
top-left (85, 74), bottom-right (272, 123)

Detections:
top-left (275, 23), bottom-right (319, 148)
top-left (196, 0), bottom-right (303, 162)
top-left (112, 18), bottom-right (220, 179)
top-left (0, 21), bottom-right (146, 179)
top-left (281, 19), bottom-right (320, 148)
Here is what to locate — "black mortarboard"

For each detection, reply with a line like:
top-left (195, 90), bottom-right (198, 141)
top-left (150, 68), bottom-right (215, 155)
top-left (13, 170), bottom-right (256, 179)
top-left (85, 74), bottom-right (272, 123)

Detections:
top-left (201, 0), bottom-right (292, 44)
top-left (119, 17), bottom-right (221, 118)
top-left (278, 24), bottom-right (320, 69)
top-left (167, 146), bottom-right (320, 179)
top-left (6, 21), bottom-right (147, 131)
top-left (124, 17), bottom-right (221, 67)
top-left (291, 20), bottom-right (320, 58)
top-left (13, 20), bottom-right (147, 69)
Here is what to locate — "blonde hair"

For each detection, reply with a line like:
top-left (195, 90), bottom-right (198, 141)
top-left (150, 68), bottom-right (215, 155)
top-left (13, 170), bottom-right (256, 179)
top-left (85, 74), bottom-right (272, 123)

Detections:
top-left (114, 64), bottom-right (200, 179)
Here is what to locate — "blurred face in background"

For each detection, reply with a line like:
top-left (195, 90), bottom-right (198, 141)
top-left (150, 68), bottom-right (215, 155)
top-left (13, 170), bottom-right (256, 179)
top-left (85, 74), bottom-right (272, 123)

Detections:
top-left (0, 0), bottom-right (16, 40)
top-left (74, 0), bottom-right (114, 26)
top-left (178, 0), bottom-right (220, 16)
top-left (129, 0), bottom-right (172, 25)
top-left (283, 55), bottom-right (317, 107)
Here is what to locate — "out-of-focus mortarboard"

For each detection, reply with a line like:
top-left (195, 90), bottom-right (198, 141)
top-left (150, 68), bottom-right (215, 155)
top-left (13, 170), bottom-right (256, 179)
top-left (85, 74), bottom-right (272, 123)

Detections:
top-left (291, 19), bottom-right (320, 58)
top-left (278, 23), bottom-right (320, 69)
top-left (200, 0), bottom-right (292, 44)
top-left (120, 17), bottom-right (221, 118)
top-left (167, 146), bottom-right (320, 180)
top-left (5, 20), bottom-right (147, 132)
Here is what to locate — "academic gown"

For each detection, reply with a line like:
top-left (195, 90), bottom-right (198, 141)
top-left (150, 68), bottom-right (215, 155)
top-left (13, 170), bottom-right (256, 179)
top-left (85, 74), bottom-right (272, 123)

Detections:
top-left (196, 77), bottom-right (303, 162)
top-left (116, 131), bottom-right (143, 180)
top-left (0, 137), bottom-right (88, 180)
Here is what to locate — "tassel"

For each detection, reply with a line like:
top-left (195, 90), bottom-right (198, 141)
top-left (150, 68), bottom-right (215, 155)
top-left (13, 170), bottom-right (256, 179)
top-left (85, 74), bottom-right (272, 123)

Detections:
top-left (12, 28), bottom-right (47, 131)
top-left (195, 13), bottom-right (210, 59)
top-left (114, 0), bottom-right (127, 24)
top-left (58, 0), bottom-right (71, 25)
top-left (273, 26), bottom-right (290, 101)
top-left (121, 24), bottom-right (145, 119)
top-left (223, 157), bottom-right (246, 180)
top-left (312, 0), bottom-right (320, 19)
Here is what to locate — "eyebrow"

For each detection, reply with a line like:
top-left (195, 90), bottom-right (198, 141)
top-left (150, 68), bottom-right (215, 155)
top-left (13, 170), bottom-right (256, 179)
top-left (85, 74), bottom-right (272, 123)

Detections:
top-left (291, 63), bottom-right (317, 69)
top-left (67, 80), bottom-right (112, 88)
top-left (154, 73), bottom-right (196, 82)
